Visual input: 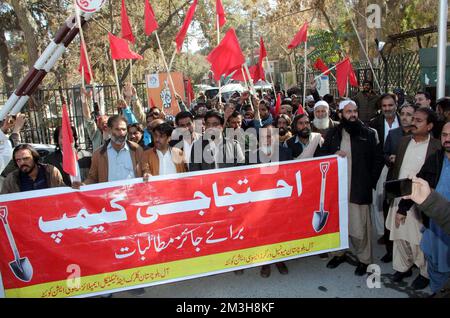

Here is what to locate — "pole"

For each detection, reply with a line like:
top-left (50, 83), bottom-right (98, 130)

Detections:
top-left (155, 30), bottom-right (178, 99)
top-left (168, 50), bottom-right (177, 72)
top-left (303, 41), bottom-right (307, 106)
top-left (129, 60), bottom-right (133, 86)
top-left (216, 15), bottom-right (222, 104)
top-left (112, 59), bottom-right (121, 99)
top-left (437, 0), bottom-right (448, 99)
top-left (265, 57), bottom-right (277, 94)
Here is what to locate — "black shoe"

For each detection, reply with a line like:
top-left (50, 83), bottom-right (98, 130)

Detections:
top-left (275, 262), bottom-right (288, 275)
top-left (319, 253), bottom-right (329, 260)
top-left (326, 255), bottom-right (347, 269)
top-left (354, 262), bottom-right (369, 276)
top-left (411, 274), bottom-right (430, 290)
top-left (381, 253), bottom-right (392, 263)
top-left (260, 265), bottom-right (271, 278)
top-left (392, 269), bottom-right (413, 282)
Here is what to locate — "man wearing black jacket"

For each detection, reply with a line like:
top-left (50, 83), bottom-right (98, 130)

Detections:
top-left (369, 93), bottom-right (401, 246)
top-left (318, 100), bottom-right (384, 276)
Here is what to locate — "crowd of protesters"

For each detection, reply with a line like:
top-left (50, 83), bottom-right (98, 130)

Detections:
top-left (0, 77), bottom-right (449, 298)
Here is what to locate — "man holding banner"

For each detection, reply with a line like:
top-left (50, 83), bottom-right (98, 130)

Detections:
top-left (1, 144), bottom-right (65, 194)
top-left (319, 100), bottom-right (383, 276)
top-left (84, 115), bottom-right (147, 185)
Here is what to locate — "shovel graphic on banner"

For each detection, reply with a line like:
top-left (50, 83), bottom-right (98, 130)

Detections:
top-left (0, 207), bottom-right (33, 282)
top-left (312, 162), bottom-right (330, 233)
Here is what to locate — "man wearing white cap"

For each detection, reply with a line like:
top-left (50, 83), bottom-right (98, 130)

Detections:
top-left (318, 99), bottom-right (384, 275)
top-left (304, 95), bottom-right (316, 117)
top-left (311, 100), bottom-right (339, 138)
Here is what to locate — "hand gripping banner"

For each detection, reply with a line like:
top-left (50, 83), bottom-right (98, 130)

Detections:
top-left (0, 156), bottom-right (348, 298)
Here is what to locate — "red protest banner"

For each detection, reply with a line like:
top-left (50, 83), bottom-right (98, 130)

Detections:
top-left (0, 156), bottom-right (348, 298)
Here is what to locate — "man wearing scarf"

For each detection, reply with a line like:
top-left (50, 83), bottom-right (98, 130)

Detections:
top-left (318, 100), bottom-right (384, 275)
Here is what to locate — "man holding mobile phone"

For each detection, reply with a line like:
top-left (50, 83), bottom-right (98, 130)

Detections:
top-left (385, 108), bottom-right (441, 290)
top-left (399, 122), bottom-right (450, 295)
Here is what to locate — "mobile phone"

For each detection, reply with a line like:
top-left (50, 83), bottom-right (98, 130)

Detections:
top-left (384, 178), bottom-right (412, 199)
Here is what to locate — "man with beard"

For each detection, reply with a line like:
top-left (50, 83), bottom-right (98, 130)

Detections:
top-left (353, 80), bottom-right (379, 124)
top-left (369, 93), bottom-right (400, 246)
top-left (415, 91), bottom-right (432, 109)
top-left (84, 115), bottom-right (147, 184)
top-left (434, 97), bottom-right (450, 139)
top-left (275, 114), bottom-right (293, 143)
top-left (385, 108), bottom-right (441, 290)
top-left (1, 144), bottom-right (64, 194)
top-left (284, 114), bottom-right (323, 159)
top-left (381, 103), bottom-right (417, 262)
top-left (311, 100), bottom-right (339, 138)
top-left (409, 122), bottom-right (450, 296)
top-left (319, 100), bottom-right (383, 276)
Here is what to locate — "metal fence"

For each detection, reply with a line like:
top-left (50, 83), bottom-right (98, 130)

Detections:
top-left (293, 51), bottom-right (422, 98)
top-left (1, 82), bottom-right (148, 150)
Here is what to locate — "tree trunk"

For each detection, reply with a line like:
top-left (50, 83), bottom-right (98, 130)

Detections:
top-left (0, 30), bottom-right (14, 93)
top-left (10, 0), bottom-right (39, 68)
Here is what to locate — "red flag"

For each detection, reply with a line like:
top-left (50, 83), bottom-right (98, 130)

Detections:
top-left (78, 42), bottom-right (93, 84)
top-left (253, 37), bottom-right (267, 81)
top-left (150, 97), bottom-right (156, 107)
top-left (296, 105), bottom-right (305, 115)
top-left (335, 57), bottom-right (358, 96)
top-left (216, 0), bottom-right (226, 28)
top-left (175, 0), bottom-right (198, 53)
top-left (121, 0), bottom-right (135, 43)
top-left (186, 79), bottom-right (195, 105)
top-left (349, 65), bottom-right (359, 87)
top-left (61, 104), bottom-right (77, 177)
top-left (288, 22), bottom-right (308, 49)
top-left (109, 33), bottom-right (143, 60)
top-left (274, 93), bottom-right (282, 116)
top-left (144, 0), bottom-right (158, 35)
top-left (313, 58), bottom-right (330, 75)
top-left (206, 28), bottom-right (245, 81)
top-left (232, 65), bottom-right (258, 81)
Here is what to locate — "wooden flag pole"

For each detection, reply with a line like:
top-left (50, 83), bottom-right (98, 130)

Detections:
top-left (244, 64), bottom-right (256, 95)
top-left (155, 31), bottom-right (178, 98)
top-left (129, 60), bottom-right (133, 86)
top-left (313, 64), bottom-right (338, 80)
top-left (216, 14), bottom-right (222, 105)
top-left (264, 56), bottom-right (276, 94)
top-left (168, 49), bottom-right (177, 72)
top-left (74, 1), bottom-right (93, 84)
top-left (112, 59), bottom-right (121, 99)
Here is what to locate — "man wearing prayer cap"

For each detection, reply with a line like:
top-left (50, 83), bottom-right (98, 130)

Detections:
top-left (311, 100), bottom-right (339, 138)
top-left (318, 99), bottom-right (384, 276)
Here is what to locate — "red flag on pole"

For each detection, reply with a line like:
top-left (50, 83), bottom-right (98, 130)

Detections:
top-left (144, 0), bottom-right (159, 35)
top-left (336, 57), bottom-right (358, 96)
top-left (109, 33), bottom-right (143, 60)
top-left (288, 22), bottom-right (308, 49)
top-left (349, 65), bottom-right (359, 87)
top-left (313, 58), bottom-right (330, 75)
top-left (216, 0), bottom-right (226, 28)
top-left (252, 37), bottom-right (267, 81)
top-left (274, 93), bottom-right (282, 116)
top-left (78, 42), bottom-right (93, 85)
top-left (187, 79), bottom-right (195, 104)
top-left (121, 0), bottom-right (135, 43)
top-left (175, 0), bottom-right (198, 53)
top-left (207, 28), bottom-right (245, 81)
top-left (232, 65), bottom-right (258, 81)
top-left (61, 104), bottom-right (77, 177)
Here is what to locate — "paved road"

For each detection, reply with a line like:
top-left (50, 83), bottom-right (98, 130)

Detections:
top-left (110, 234), bottom-right (432, 298)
